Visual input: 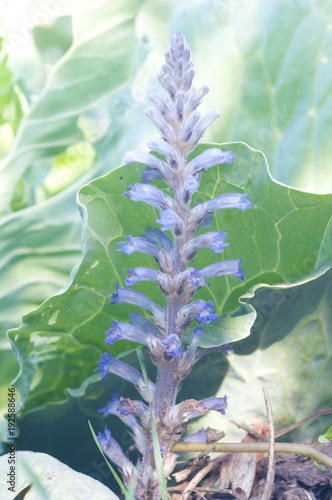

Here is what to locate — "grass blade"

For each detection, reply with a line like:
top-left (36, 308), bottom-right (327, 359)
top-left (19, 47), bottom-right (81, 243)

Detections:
top-left (88, 420), bottom-right (129, 497)
top-left (20, 458), bottom-right (50, 500)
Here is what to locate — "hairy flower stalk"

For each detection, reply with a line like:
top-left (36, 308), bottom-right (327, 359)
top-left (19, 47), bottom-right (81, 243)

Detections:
top-left (95, 32), bottom-right (253, 499)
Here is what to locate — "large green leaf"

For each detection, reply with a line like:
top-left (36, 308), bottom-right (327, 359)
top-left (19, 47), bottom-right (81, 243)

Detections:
top-left (9, 142), bottom-right (332, 413)
top-left (194, 263), bottom-right (332, 440)
top-left (0, 39), bottom-right (22, 156)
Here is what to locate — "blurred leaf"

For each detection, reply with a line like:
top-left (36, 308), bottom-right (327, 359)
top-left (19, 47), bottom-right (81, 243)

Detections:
top-left (0, 0), bottom-right (147, 215)
top-left (32, 16), bottom-right (73, 64)
top-left (148, 0), bottom-right (332, 193)
top-left (9, 142), bottom-right (332, 413)
top-left (44, 142), bottom-right (96, 195)
top-left (0, 38), bottom-right (22, 146)
top-left (324, 425), bottom-right (332, 440)
top-left (0, 451), bottom-right (118, 499)
top-left (318, 435), bottom-right (330, 444)
top-left (320, 425), bottom-right (332, 442)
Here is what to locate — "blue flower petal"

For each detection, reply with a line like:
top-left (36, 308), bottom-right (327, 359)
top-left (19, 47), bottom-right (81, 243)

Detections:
top-left (125, 183), bottom-right (173, 210)
top-left (189, 193), bottom-right (253, 227)
top-left (182, 428), bottom-right (207, 443)
top-left (156, 209), bottom-right (182, 231)
top-left (195, 300), bottom-right (218, 324)
top-left (162, 334), bottom-right (182, 358)
top-left (95, 352), bottom-right (155, 401)
top-left (201, 258), bottom-right (245, 281)
top-left (97, 426), bottom-right (135, 479)
top-left (183, 232), bottom-right (228, 259)
top-left (201, 396), bottom-right (228, 415)
top-left (143, 227), bottom-right (173, 251)
top-left (186, 148), bottom-right (235, 176)
top-left (184, 174), bottom-right (200, 193)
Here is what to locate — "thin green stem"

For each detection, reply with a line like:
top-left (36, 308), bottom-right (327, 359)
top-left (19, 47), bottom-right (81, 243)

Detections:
top-left (171, 441), bottom-right (332, 468)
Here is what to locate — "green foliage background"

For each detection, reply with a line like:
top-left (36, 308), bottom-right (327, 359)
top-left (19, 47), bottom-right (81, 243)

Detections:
top-left (0, 0), bottom-right (331, 485)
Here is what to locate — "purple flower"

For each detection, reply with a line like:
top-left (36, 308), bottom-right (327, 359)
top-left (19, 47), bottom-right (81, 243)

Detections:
top-left (183, 110), bottom-right (221, 153)
top-left (97, 426), bottom-right (135, 480)
top-left (189, 192), bottom-right (253, 227)
top-left (141, 168), bottom-right (163, 183)
top-left (200, 258), bottom-right (245, 281)
top-left (185, 148), bottom-right (235, 176)
top-left (182, 428), bottom-right (207, 443)
top-left (149, 93), bottom-right (174, 124)
top-left (168, 395), bottom-right (228, 425)
top-left (201, 396), bottom-right (228, 415)
top-left (110, 285), bottom-right (166, 329)
top-left (182, 232), bottom-right (229, 260)
top-left (144, 227), bottom-right (173, 251)
top-left (95, 353), bottom-right (155, 401)
top-left (118, 235), bottom-right (172, 274)
top-left (177, 300), bottom-right (218, 331)
top-left (195, 301), bottom-right (219, 323)
top-left (167, 399), bottom-right (207, 426)
top-left (129, 313), bottom-right (161, 337)
top-left (125, 183), bottom-right (175, 211)
top-left (123, 150), bottom-right (169, 174)
top-left (144, 107), bottom-right (176, 143)
top-left (118, 234), bottom-right (161, 258)
top-left (95, 31), bottom-right (253, 491)
top-left (146, 138), bottom-right (178, 161)
top-left (117, 397), bottom-right (149, 417)
top-left (186, 85), bottom-right (209, 114)
top-left (125, 267), bottom-right (164, 286)
top-left (99, 392), bottom-right (120, 417)
top-left (189, 269), bottom-right (205, 287)
top-left (162, 334), bottom-right (182, 358)
top-left (185, 327), bottom-right (204, 358)
top-left (105, 320), bottom-right (164, 358)
top-left (156, 208), bottom-right (182, 231)
top-left (99, 394), bottom-right (146, 454)
top-left (95, 352), bottom-right (113, 378)
top-left (125, 267), bottom-right (174, 294)
top-left (184, 175), bottom-right (200, 193)
top-left (180, 111), bottom-right (201, 143)
top-left (176, 327), bottom-right (204, 379)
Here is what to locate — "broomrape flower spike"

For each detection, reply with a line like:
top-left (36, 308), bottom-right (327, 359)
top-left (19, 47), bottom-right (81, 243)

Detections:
top-left (96, 31), bottom-right (253, 499)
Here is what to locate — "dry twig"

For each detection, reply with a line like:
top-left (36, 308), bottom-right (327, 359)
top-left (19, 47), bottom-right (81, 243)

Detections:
top-left (179, 455), bottom-right (220, 500)
top-left (261, 387), bottom-right (275, 500)
top-left (231, 408), bottom-right (332, 442)
top-left (168, 486), bottom-right (247, 500)
top-left (274, 408), bottom-right (332, 438)
top-left (230, 420), bottom-right (268, 442)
